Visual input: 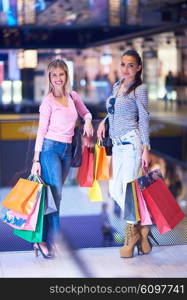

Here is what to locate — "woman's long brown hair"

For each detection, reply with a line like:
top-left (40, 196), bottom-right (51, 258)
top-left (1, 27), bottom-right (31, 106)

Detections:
top-left (122, 50), bottom-right (143, 95)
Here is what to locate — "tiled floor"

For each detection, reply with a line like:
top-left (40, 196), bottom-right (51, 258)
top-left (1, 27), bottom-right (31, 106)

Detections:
top-left (0, 245), bottom-right (187, 278)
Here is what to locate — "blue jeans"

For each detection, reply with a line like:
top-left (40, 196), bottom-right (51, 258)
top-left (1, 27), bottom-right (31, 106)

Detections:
top-left (40, 138), bottom-right (72, 247)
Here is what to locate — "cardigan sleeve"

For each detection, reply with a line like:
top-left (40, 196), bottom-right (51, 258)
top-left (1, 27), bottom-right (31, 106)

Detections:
top-left (71, 91), bottom-right (92, 120)
top-left (136, 85), bottom-right (151, 149)
top-left (34, 97), bottom-right (52, 152)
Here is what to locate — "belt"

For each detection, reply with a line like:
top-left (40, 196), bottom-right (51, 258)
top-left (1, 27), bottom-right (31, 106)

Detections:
top-left (112, 138), bottom-right (132, 146)
top-left (112, 129), bottom-right (139, 145)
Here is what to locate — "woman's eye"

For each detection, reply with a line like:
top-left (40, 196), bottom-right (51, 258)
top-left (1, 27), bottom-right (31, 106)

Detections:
top-left (121, 63), bottom-right (125, 67)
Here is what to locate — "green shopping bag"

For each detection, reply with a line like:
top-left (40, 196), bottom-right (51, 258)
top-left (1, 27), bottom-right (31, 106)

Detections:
top-left (13, 187), bottom-right (45, 243)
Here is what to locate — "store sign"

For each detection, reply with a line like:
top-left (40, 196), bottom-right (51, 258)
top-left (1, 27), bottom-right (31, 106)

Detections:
top-left (0, 121), bottom-right (38, 140)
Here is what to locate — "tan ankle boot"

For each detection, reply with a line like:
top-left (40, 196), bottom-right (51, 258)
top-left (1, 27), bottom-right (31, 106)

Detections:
top-left (119, 224), bottom-right (141, 258)
top-left (138, 225), bottom-right (152, 254)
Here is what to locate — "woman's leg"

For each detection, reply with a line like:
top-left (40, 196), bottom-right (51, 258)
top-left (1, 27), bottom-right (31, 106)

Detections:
top-left (40, 149), bottom-right (63, 248)
top-left (46, 150), bottom-right (72, 248)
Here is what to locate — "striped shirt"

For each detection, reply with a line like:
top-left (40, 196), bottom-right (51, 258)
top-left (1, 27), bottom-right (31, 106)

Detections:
top-left (106, 80), bottom-right (150, 148)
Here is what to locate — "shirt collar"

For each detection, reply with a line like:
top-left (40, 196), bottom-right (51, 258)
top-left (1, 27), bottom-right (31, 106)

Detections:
top-left (119, 78), bottom-right (135, 89)
top-left (114, 79), bottom-right (135, 95)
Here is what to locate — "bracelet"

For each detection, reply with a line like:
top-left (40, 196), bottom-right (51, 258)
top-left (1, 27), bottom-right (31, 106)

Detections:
top-left (32, 160), bottom-right (40, 163)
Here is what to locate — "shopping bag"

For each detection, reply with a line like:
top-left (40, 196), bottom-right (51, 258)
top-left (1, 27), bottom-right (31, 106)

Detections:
top-left (27, 174), bottom-right (57, 215)
top-left (71, 124), bottom-right (83, 168)
top-left (135, 180), bottom-right (153, 226)
top-left (13, 186), bottom-right (45, 243)
top-left (70, 94), bottom-right (83, 168)
top-left (44, 185), bottom-right (58, 215)
top-left (137, 168), bottom-right (163, 190)
top-left (142, 178), bottom-right (185, 234)
top-left (2, 184), bottom-right (42, 231)
top-left (124, 181), bottom-right (140, 222)
top-left (150, 216), bottom-right (187, 246)
top-left (95, 143), bottom-right (110, 180)
top-left (2, 178), bottom-right (41, 216)
top-left (88, 180), bottom-right (103, 202)
top-left (77, 146), bottom-right (94, 187)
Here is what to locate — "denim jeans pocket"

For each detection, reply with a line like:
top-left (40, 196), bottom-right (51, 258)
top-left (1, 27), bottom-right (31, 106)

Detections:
top-left (42, 139), bottom-right (57, 151)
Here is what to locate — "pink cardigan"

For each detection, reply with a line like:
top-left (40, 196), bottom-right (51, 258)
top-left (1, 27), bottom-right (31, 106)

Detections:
top-left (35, 91), bottom-right (92, 151)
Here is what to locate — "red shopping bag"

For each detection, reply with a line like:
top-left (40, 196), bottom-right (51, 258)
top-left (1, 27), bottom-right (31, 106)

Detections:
top-left (77, 146), bottom-right (94, 187)
top-left (142, 178), bottom-right (185, 234)
top-left (135, 180), bottom-right (153, 226)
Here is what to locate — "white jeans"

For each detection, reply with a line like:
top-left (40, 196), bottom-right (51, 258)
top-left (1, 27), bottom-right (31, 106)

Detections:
top-left (109, 129), bottom-right (142, 222)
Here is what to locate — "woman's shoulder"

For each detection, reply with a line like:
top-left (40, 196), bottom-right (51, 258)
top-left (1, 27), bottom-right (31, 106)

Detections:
top-left (135, 83), bottom-right (148, 94)
top-left (40, 93), bottom-right (53, 106)
top-left (113, 80), bottom-right (121, 89)
top-left (71, 90), bottom-right (83, 102)
top-left (71, 90), bottom-right (78, 98)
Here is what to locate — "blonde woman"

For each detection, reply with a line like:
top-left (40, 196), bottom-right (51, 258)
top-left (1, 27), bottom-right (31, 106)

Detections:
top-left (31, 59), bottom-right (93, 258)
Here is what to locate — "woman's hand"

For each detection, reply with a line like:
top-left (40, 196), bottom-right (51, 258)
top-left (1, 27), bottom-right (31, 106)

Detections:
top-left (97, 121), bottom-right (105, 141)
top-left (82, 136), bottom-right (94, 148)
top-left (31, 162), bottom-right (41, 176)
top-left (83, 119), bottom-right (94, 137)
top-left (141, 147), bottom-right (150, 172)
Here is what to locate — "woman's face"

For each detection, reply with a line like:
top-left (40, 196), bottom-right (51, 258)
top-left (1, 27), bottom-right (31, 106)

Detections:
top-left (50, 67), bottom-right (67, 90)
top-left (120, 55), bottom-right (141, 82)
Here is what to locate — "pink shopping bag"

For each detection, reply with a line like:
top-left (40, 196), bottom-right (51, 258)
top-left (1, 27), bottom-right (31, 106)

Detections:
top-left (135, 180), bottom-right (153, 226)
top-left (2, 185), bottom-right (42, 231)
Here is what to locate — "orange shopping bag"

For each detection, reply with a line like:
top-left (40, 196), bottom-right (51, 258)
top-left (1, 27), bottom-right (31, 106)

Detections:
top-left (95, 143), bottom-right (110, 180)
top-left (2, 178), bottom-right (41, 216)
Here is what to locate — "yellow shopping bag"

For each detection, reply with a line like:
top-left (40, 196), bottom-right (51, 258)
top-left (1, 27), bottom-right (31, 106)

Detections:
top-left (132, 181), bottom-right (141, 222)
top-left (88, 180), bottom-right (103, 202)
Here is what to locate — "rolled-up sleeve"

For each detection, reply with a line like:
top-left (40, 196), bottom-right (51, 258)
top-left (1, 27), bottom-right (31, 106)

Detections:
top-left (34, 98), bottom-right (52, 152)
top-left (71, 91), bottom-right (92, 120)
top-left (136, 86), bottom-right (150, 149)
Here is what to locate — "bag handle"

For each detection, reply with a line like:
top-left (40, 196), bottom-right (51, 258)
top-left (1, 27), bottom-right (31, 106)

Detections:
top-left (96, 139), bottom-right (104, 147)
top-left (142, 166), bottom-right (149, 177)
top-left (27, 174), bottom-right (46, 185)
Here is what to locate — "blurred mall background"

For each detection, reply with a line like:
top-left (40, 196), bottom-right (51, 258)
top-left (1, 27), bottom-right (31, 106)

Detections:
top-left (0, 0), bottom-right (187, 260)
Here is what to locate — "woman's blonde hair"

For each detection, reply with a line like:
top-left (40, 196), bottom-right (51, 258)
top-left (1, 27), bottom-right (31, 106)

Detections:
top-left (47, 59), bottom-right (72, 95)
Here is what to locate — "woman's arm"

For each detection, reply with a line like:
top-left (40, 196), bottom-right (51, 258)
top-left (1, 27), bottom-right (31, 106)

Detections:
top-left (71, 91), bottom-right (92, 121)
top-left (97, 115), bottom-right (109, 141)
top-left (136, 85), bottom-right (150, 149)
top-left (71, 91), bottom-right (93, 137)
top-left (31, 151), bottom-right (41, 176)
top-left (31, 98), bottom-right (52, 175)
top-left (136, 85), bottom-right (151, 170)
top-left (34, 98), bottom-right (52, 152)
